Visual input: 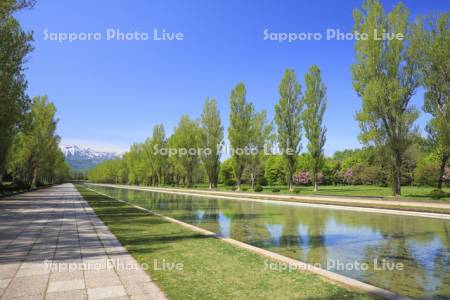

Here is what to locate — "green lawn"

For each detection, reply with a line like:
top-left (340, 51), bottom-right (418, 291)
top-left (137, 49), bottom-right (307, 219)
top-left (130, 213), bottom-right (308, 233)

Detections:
top-left (76, 185), bottom-right (375, 300)
top-left (187, 184), bottom-right (450, 201)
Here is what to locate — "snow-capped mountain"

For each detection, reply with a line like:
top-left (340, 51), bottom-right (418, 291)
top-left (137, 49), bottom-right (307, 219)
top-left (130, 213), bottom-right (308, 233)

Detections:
top-left (62, 145), bottom-right (118, 170)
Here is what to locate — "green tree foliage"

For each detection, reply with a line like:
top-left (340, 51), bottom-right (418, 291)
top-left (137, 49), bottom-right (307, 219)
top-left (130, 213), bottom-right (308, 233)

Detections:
top-left (247, 110), bottom-right (273, 189)
top-left (228, 83), bottom-right (253, 190)
top-left (264, 155), bottom-right (286, 186)
top-left (170, 115), bottom-right (203, 187)
top-left (295, 153), bottom-right (313, 172)
top-left (413, 13), bottom-right (450, 189)
top-left (352, 0), bottom-right (421, 196)
top-left (145, 124), bottom-right (167, 185)
top-left (200, 98), bottom-right (223, 188)
top-left (0, 0), bottom-right (35, 18)
top-left (7, 96), bottom-right (69, 187)
top-left (302, 65), bottom-right (327, 191)
top-left (413, 154), bottom-right (443, 187)
top-left (275, 69), bottom-right (303, 191)
top-left (0, 0), bottom-right (34, 182)
top-left (125, 143), bottom-right (149, 185)
top-left (219, 158), bottom-right (235, 186)
top-left (88, 159), bottom-right (127, 184)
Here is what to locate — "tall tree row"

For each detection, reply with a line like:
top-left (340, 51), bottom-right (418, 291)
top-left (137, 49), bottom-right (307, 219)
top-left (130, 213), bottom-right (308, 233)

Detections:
top-left (0, 0), bottom-right (34, 183)
top-left (89, 1), bottom-right (448, 194)
top-left (7, 97), bottom-right (69, 186)
top-left (1, 1), bottom-right (69, 188)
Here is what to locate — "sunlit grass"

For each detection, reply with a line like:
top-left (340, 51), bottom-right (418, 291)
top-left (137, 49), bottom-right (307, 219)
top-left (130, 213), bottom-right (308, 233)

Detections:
top-left (188, 184), bottom-right (450, 201)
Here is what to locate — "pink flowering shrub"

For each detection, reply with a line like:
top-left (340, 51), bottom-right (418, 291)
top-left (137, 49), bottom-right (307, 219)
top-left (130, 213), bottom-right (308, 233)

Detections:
top-left (343, 168), bottom-right (353, 184)
top-left (293, 171), bottom-right (310, 185)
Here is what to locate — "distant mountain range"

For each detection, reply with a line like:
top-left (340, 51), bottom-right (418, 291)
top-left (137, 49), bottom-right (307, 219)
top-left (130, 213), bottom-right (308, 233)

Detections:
top-left (62, 145), bottom-right (118, 170)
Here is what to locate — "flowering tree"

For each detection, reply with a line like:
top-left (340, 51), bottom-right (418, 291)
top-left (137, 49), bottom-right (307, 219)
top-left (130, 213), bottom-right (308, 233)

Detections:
top-left (293, 171), bottom-right (310, 185)
top-left (343, 168), bottom-right (353, 185)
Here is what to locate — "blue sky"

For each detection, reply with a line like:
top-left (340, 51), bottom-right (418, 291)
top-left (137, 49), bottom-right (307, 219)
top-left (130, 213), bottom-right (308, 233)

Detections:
top-left (16, 0), bottom-right (449, 155)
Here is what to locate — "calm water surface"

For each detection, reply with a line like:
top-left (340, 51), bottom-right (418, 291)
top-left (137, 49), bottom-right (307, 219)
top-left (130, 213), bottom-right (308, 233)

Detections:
top-left (87, 184), bottom-right (450, 299)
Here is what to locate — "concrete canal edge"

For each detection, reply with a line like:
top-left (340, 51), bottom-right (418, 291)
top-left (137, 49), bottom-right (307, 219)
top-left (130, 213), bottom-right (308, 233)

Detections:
top-left (85, 187), bottom-right (412, 300)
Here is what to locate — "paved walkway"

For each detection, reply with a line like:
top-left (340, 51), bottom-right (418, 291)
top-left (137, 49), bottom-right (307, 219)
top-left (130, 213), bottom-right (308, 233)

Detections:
top-left (0, 183), bottom-right (166, 300)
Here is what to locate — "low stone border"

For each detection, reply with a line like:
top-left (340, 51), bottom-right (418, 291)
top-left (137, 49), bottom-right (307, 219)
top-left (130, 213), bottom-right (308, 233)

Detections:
top-left (87, 187), bottom-right (412, 300)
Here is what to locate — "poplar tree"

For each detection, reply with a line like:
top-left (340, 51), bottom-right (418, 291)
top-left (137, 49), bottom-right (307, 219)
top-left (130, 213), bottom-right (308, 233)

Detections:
top-left (145, 124), bottom-right (167, 185)
top-left (352, 0), bottom-right (421, 196)
top-left (170, 115), bottom-right (202, 187)
top-left (275, 69), bottom-right (303, 192)
top-left (413, 13), bottom-right (449, 190)
top-left (228, 83), bottom-right (253, 191)
top-left (248, 110), bottom-right (273, 189)
top-left (201, 98), bottom-right (223, 189)
top-left (303, 65), bottom-right (327, 192)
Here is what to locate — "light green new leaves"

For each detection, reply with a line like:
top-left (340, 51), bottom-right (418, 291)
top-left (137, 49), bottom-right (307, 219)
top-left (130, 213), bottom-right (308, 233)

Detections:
top-left (303, 65), bottom-right (327, 191)
top-left (351, 0), bottom-right (420, 195)
top-left (201, 98), bottom-right (223, 188)
top-left (275, 69), bottom-right (303, 191)
top-left (228, 83), bottom-right (253, 190)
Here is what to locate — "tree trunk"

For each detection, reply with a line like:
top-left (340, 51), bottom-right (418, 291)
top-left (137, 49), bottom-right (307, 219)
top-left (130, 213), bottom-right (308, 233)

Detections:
top-left (437, 154), bottom-right (448, 190)
top-left (236, 177), bottom-right (241, 191)
top-left (392, 153), bottom-right (402, 197)
top-left (250, 172), bottom-right (255, 190)
top-left (287, 157), bottom-right (295, 192)
top-left (288, 177), bottom-right (293, 192)
top-left (312, 172), bottom-right (318, 192)
top-left (208, 170), bottom-right (214, 189)
top-left (212, 172), bottom-right (218, 188)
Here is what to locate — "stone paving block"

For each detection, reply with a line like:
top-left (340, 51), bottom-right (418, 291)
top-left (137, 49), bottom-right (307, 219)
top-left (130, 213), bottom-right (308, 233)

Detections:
top-left (0, 278), bottom-right (11, 289)
top-left (47, 279), bottom-right (85, 293)
top-left (85, 275), bottom-right (122, 289)
top-left (84, 270), bottom-right (118, 280)
top-left (15, 264), bottom-right (50, 277)
top-left (1, 274), bottom-right (48, 298)
top-left (49, 271), bottom-right (84, 281)
top-left (87, 285), bottom-right (127, 300)
top-left (46, 289), bottom-right (88, 300)
top-left (0, 264), bottom-right (20, 280)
